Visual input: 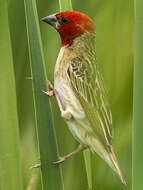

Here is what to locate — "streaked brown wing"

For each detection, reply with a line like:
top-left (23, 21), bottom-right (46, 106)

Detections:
top-left (67, 55), bottom-right (113, 147)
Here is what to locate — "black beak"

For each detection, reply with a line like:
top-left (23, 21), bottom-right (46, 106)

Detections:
top-left (41, 14), bottom-right (58, 29)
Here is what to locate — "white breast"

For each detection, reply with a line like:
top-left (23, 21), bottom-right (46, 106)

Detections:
top-left (54, 47), bottom-right (85, 120)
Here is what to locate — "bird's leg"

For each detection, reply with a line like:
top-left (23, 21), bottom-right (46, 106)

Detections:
top-left (42, 80), bottom-right (64, 112)
top-left (53, 144), bottom-right (87, 164)
top-left (27, 79), bottom-right (72, 120)
top-left (43, 81), bottom-right (72, 120)
top-left (31, 145), bottom-right (86, 168)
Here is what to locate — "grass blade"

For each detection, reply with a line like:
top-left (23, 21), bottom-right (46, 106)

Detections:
top-left (83, 150), bottom-right (92, 190)
top-left (59, 0), bottom-right (72, 11)
top-left (0, 0), bottom-right (23, 189)
top-left (133, 0), bottom-right (143, 189)
top-left (24, 0), bottom-right (64, 189)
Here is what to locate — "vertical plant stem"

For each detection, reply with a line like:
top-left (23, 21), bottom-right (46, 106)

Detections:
top-left (0, 0), bottom-right (23, 189)
top-left (59, 0), bottom-right (72, 11)
top-left (133, 0), bottom-right (143, 189)
top-left (83, 150), bottom-right (92, 189)
top-left (24, 0), bottom-right (64, 189)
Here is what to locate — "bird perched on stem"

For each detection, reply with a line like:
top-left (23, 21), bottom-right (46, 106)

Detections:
top-left (41, 11), bottom-right (126, 185)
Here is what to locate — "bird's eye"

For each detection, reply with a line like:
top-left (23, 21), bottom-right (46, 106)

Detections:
top-left (58, 17), bottom-right (70, 25)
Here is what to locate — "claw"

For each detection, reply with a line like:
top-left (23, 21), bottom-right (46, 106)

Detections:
top-left (31, 163), bottom-right (41, 169)
top-left (25, 77), bottom-right (32, 80)
top-left (42, 90), bottom-right (55, 96)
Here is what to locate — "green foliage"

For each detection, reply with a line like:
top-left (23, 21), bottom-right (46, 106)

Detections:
top-left (83, 150), bottom-right (93, 189)
top-left (24, 0), bottom-right (64, 189)
top-left (59, 0), bottom-right (72, 11)
top-left (0, 0), bottom-right (23, 189)
top-left (0, 0), bottom-right (133, 189)
top-left (133, 0), bottom-right (143, 189)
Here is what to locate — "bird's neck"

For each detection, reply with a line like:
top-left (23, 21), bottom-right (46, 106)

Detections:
top-left (55, 31), bottom-right (96, 82)
top-left (67, 31), bottom-right (96, 57)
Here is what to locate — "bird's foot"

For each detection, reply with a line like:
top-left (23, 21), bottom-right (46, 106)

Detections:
top-left (25, 76), bottom-right (32, 80)
top-left (31, 163), bottom-right (41, 169)
top-left (42, 80), bottom-right (55, 97)
top-left (42, 90), bottom-right (55, 97)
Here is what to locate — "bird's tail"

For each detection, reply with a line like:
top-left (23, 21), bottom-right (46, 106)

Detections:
top-left (91, 143), bottom-right (126, 185)
top-left (107, 148), bottom-right (126, 185)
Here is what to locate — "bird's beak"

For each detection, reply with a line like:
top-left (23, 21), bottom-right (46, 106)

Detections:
top-left (41, 14), bottom-right (59, 29)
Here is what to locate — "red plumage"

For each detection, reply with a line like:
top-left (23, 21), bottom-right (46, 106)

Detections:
top-left (56, 11), bottom-right (96, 46)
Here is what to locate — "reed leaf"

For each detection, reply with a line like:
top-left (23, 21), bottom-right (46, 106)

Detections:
top-left (83, 150), bottom-right (93, 189)
top-left (24, 0), bottom-right (64, 189)
top-left (59, 0), bottom-right (72, 11)
top-left (133, 0), bottom-right (143, 189)
top-left (0, 0), bottom-right (23, 189)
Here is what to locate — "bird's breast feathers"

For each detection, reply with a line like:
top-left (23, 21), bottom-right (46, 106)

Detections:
top-left (54, 46), bottom-right (85, 120)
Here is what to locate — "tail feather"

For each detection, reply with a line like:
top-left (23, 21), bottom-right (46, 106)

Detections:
top-left (108, 149), bottom-right (126, 185)
top-left (85, 134), bottom-right (126, 185)
top-left (91, 142), bottom-right (126, 185)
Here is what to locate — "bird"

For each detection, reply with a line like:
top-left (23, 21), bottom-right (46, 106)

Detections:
top-left (41, 10), bottom-right (126, 185)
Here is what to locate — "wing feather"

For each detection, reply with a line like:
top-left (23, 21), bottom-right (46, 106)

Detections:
top-left (67, 55), bottom-right (113, 147)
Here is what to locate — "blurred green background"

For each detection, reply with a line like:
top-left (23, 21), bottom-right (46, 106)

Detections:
top-left (5, 0), bottom-right (133, 189)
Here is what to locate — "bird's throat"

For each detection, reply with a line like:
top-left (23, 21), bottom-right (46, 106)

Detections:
top-left (61, 39), bottom-right (73, 46)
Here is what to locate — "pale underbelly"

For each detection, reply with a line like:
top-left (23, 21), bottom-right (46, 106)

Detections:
top-left (54, 78), bottom-right (110, 166)
top-left (54, 78), bottom-right (93, 145)
top-left (54, 78), bottom-right (85, 119)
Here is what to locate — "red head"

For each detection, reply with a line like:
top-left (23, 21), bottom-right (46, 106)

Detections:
top-left (42, 11), bottom-right (96, 46)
